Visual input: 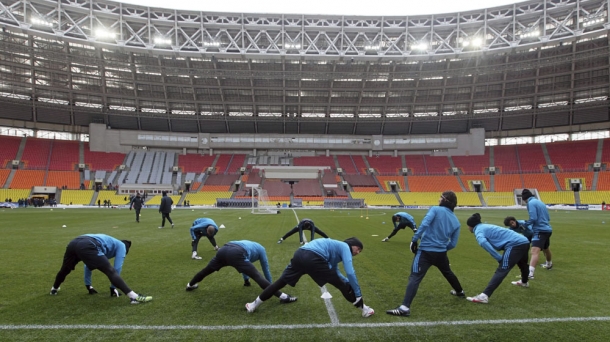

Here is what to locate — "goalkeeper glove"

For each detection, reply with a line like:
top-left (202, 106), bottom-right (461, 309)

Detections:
top-left (410, 241), bottom-right (418, 254)
top-left (352, 297), bottom-right (364, 308)
top-left (110, 287), bottom-right (120, 297)
top-left (85, 285), bottom-right (98, 295)
top-left (244, 279), bottom-right (251, 287)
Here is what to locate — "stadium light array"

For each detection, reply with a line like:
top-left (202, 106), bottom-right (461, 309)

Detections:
top-left (520, 29), bottom-right (540, 39)
top-left (31, 17), bottom-right (53, 27)
top-left (364, 44), bottom-right (381, 51)
top-left (583, 16), bottom-right (606, 27)
top-left (95, 29), bottom-right (116, 40)
top-left (203, 41), bottom-right (221, 47)
top-left (411, 42), bottom-right (428, 51)
top-left (284, 43), bottom-right (301, 49)
top-left (462, 37), bottom-right (483, 48)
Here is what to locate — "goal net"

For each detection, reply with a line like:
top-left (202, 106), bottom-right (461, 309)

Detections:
top-left (251, 187), bottom-right (278, 214)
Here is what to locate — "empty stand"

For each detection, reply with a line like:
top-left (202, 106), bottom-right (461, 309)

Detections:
top-left (21, 138), bottom-right (51, 169)
top-left (482, 192), bottom-right (516, 206)
top-left (407, 175), bottom-right (462, 192)
top-left (343, 174), bottom-right (377, 187)
top-left (178, 154), bottom-right (216, 173)
top-left (60, 190), bottom-right (94, 205)
top-left (555, 172), bottom-right (594, 191)
top-left (214, 155), bottom-right (232, 174)
top-left (293, 156), bottom-right (335, 168)
top-left (293, 179), bottom-right (323, 197)
top-left (367, 155), bottom-right (402, 175)
top-left (521, 173), bottom-right (556, 191)
top-left (459, 175), bottom-right (491, 192)
top-left (224, 154), bottom-right (246, 173)
top-left (350, 155), bottom-right (368, 174)
top-left (376, 176), bottom-right (405, 191)
top-left (539, 191), bottom-right (575, 205)
top-left (423, 155), bottom-right (451, 175)
top-left (96, 191), bottom-right (131, 205)
top-left (494, 174), bottom-right (523, 191)
top-left (596, 172), bottom-right (610, 191)
top-left (46, 171), bottom-right (80, 189)
top-left (84, 143), bottom-right (126, 171)
top-left (546, 140), bottom-right (597, 172)
top-left (398, 192), bottom-right (442, 206)
top-left (205, 174), bottom-right (239, 187)
top-left (602, 139), bottom-right (610, 165)
top-left (48, 140), bottom-right (79, 171)
top-left (0, 169), bottom-right (9, 188)
top-left (404, 155), bottom-right (427, 175)
top-left (9, 170), bottom-right (45, 189)
top-left (186, 191), bottom-right (233, 205)
top-left (0, 189), bottom-right (31, 201)
top-left (516, 144), bottom-right (546, 173)
top-left (452, 148), bottom-right (490, 174)
top-left (493, 145), bottom-right (520, 173)
top-left (336, 155), bottom-right (359, 174)
top-left (457, 192), bottom-right (483, 206)
top-left (263, 180), bottom-right (292, 197)
top-left (579, 191), bottom-right (610, 205)
top-left (0, 136), bottom-right (21, 168)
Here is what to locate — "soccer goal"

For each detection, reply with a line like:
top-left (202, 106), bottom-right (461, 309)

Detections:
top-left (250, 187), bottom-right (278, 214)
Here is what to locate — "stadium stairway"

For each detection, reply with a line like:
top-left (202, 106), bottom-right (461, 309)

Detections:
top-left (478, 192), bottom-right (487, 206)
top-left (574, 191), bottom-right (581, 205)
top-left (89, 191), bottom-right (99, 206)
top-left (3, 169), bottom-right (16, 189)
top-left (402, 175), bottom-right (410, 191)
top-left (178, 191), bottom-right (188, 206)
top-left (541, 144), bottom-right (562, 190)
top-left (394, 192), bottom-right (404, 206)
top-left (15, 136), bottom-right (27, 161)
top-left (455, 174), bottom-right (468, 192)
top-left (490, 174), bottom-right (495, 192)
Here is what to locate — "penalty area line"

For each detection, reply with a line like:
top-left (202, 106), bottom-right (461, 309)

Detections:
top-left (1, 316), bottom-right (609, 330)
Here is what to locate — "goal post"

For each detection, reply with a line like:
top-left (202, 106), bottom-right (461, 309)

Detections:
top-left (250, 187), bottom-right (279, 214)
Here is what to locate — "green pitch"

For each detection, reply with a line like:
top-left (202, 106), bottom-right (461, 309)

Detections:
top-left (0, 207), bottom-right (609, 341)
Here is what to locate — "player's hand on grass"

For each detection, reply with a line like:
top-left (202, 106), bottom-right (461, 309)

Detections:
top-left (86, 285), bottom-right (98, 295)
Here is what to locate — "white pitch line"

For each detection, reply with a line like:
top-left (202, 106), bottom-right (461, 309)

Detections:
top-left (291, 209), bottom-right (340, 325)
top-left (2, 316), bottom-right (609, 331)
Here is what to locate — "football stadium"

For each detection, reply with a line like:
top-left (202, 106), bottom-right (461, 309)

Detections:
top-left (0, 0), bottom-right (610, 340)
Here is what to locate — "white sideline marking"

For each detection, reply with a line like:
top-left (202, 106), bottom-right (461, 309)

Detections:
top-left (2, 317), bottom-right (609, 330)
top-left (291, 209), bottom-right (340, 325)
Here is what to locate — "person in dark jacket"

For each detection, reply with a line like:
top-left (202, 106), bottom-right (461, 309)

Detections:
top-left (277, 218), bottom-right (329, 245)
top-left (159, 191), bottom-right (174, 229)
top-left (130, 193), bottom-right (144, 223)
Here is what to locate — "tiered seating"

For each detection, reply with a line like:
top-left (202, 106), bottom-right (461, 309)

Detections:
top-left (300, 197), bottom-right (324, 206)
top-left (494, 145), bottom-right (520, 173)
top-left (0, 189), bottom-right (30, 201)
top-left (246, 170), bottom-right (262, 186)
top-left (597, 172), bottom-right (610, 190)
top-left (459, 175), bottom-right (491, 191)
top-left (46, 171), bottom-right (80, 189)
top-left (21, 138), bottom-right (51, 169)
top-left (352, 187), bottom-right (379, 192)
top-left (351, 155), bottom-right (368, 174)
top-left (407, 176), bottom-right (462, 192)
top-left (293, 156), bottom-right (335, 168)
top-left (516, 144), bottom-right (546, 173)
top-left (9, 170), bottom-right (45, 188)
top-left (522, 173), bottom-right (556, 191)
top-left (48, 140), bottom-right (79, 171)
top-left (95, 191), bottom-right (130, 205)
top-left (146, 194), bottom-right (182, 205)
top-left (482, 192), bottom-right (516, 206)
top-left (452, 148), bottom-right (490, 174)
top-left (494, 174), bottom-right (523, 191)
top-left (60, 190), bottom-right (94, 205)
top-left (201, 185), bottom-right (232, 191)
top-left (458, 192), bottom-right (483, 206)
top-left (178, 154), bottom-right (216, 173)
top-left (223, 154), bottom-right (246, 174)
top-left (0, 169), bottom-right (9, 188)
top-left (405, 155), bottom-right (427, 175)
top-left (321, 171), bottom-right (339, 185)
top-left (399, 192), bottom-right (441, 206)
top-left (579, 191), bottom-right (610, 205)
top-left (350, 192), bottom-right (400, 206)
top-left (214, 155), bottom-right (232, 174)
top-left (205, 174), bottom-right (239, 187)
top-left (263, 180), bottom-right (292, 197)
top-left (376, 176), bottom-right (405, 191)
top-left (367, 156), bottom-right (402, 175)
top-left (186, 191), bottom-right (233, 205)
top-left (0, 136), bottom-right (21, 168)
top-left (343, 174), bottom-right (378, 187)
top-left (555, 172), bottom-right (594, 191)
top-left (336, 155), bottom-right (359, 174)
top-left (293, 179), bottom-right (323, 197)
top-left (84, 143), bottom-right (126, 171)
top-left (546, 140), bottom-right (597, 172)
top-left (539, 191), bottom-right (575, 205)
top-left (424, 156), bottom-right (451, 175)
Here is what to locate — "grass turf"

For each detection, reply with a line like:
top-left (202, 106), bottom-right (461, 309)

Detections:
top-left (0, 207), bottom-right (609, 341)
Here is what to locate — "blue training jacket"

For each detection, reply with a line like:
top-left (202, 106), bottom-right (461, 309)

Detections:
top-left (472, 223), bottom-right (529, 262)
top-left (412, 206), bottom-right (460, 252)
top-left (525, 198), bottom-right (553, 233)
top-left (229, 240), bottom-right (273, 282)
top-left (393, 212), bottom-right (417, 230)
top-left (82, 234), bottom-right (127, 286)
top-left (301, 238), bottom-right (363, 297)
top-left (509, 219), bottom-right (534, 241)
top-left (190, 218), bottom-right (219, 240)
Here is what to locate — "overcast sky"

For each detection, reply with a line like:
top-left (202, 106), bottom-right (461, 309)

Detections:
top-left (115, 0), bottom-right (529, 16)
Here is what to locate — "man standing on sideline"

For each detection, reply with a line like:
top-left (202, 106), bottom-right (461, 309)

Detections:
top-left (521, 188), bottom-right (553, 279)
top-left (130, 193), bottom-right (144, 223)
top-left (158, 191), bottom-right (174, 229)
top-left (503, 216), bottom-right (534, 243)
top-left (464, 213), bottom-right (531, 304)
top-left (185, 240), bottom-right (297, 305)
top-left (190, 217), bottom-right (219, 260)
top-left (382, 212), bottom-right (418, 242)
top-left (277, 218), bottom-right (329, 245)
top-left (49, 234), bottom-right (152, 304)
top-left (386, 191), bottom-right (465, 317)
top-left (245, 237), bottom-right (374, 318)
